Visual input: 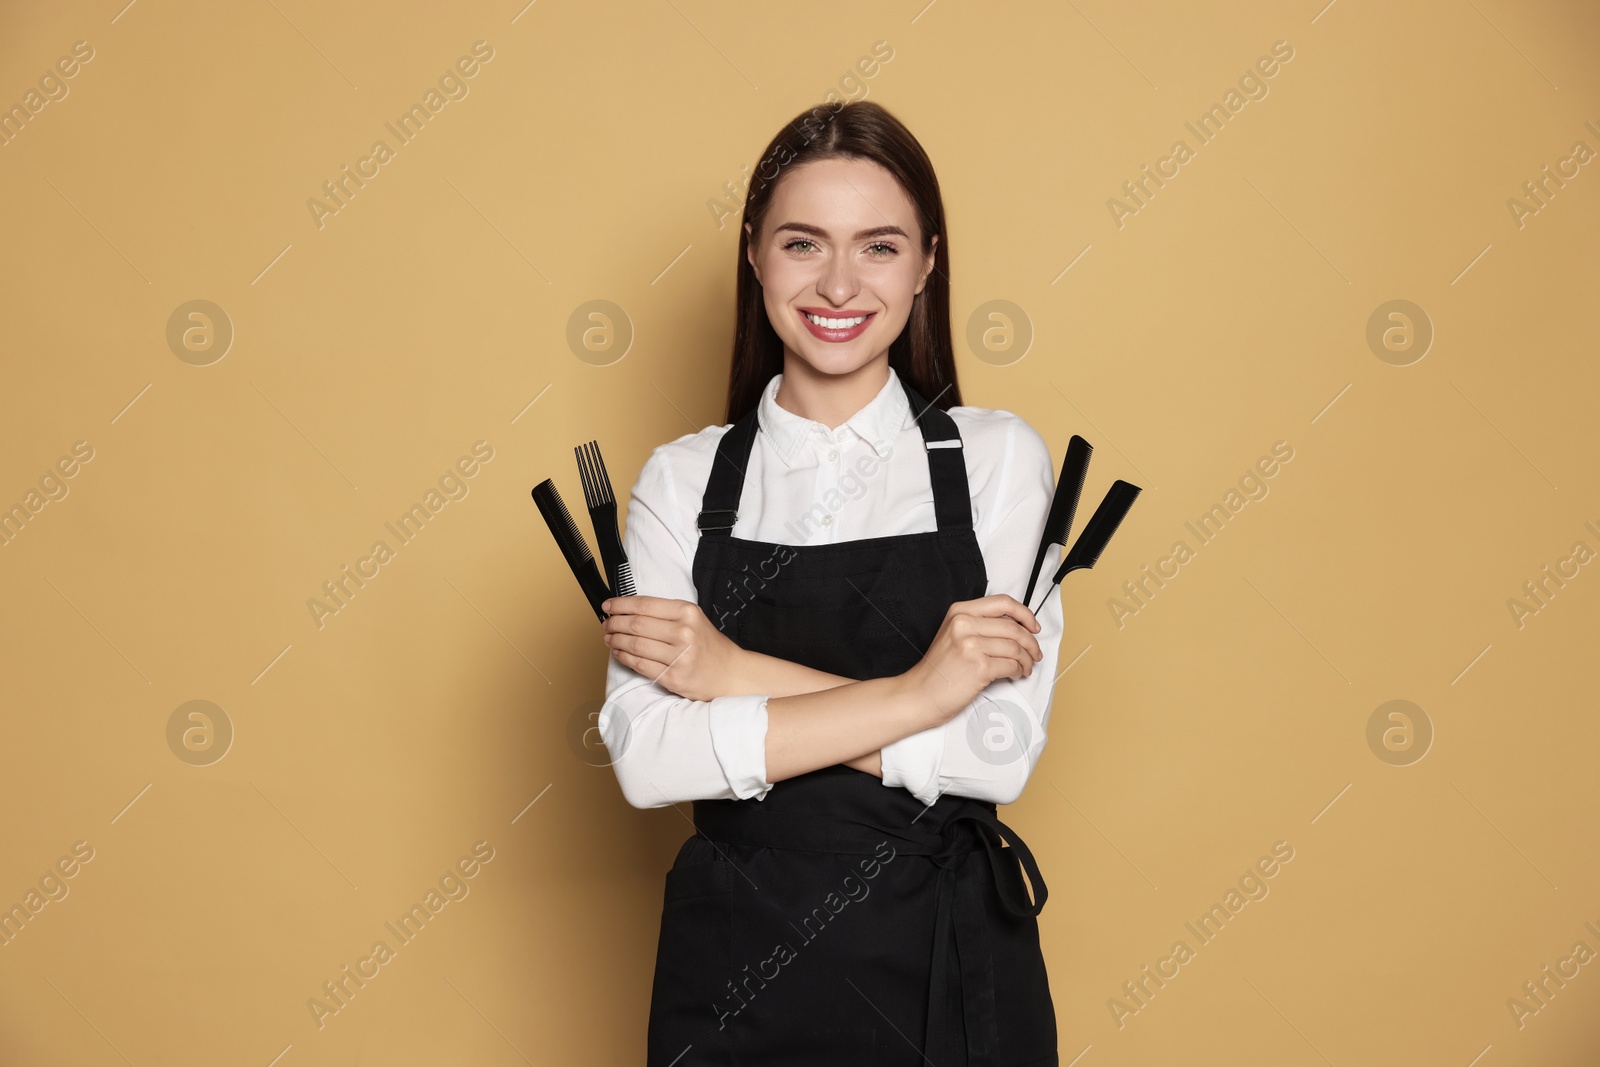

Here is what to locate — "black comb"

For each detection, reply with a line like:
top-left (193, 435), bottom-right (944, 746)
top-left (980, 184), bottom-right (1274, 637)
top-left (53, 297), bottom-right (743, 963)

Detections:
top-left (1023, 435), bottom-right (1093, 607)
top-left (531, 478), bottom-right (611, 622)
top-left (1030, 479), bottom-right (1142, 617)
top-left (575, 440), bottom-right (635, 598)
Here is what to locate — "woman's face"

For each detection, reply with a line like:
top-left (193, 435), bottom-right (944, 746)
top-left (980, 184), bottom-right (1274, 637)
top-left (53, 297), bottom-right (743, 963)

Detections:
top-left (745, 156), bottom-right (938, 380)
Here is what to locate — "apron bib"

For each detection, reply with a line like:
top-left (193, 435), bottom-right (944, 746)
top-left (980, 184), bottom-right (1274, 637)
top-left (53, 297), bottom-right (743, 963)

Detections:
top-left (646, 381), bottom-right (1058, 1067)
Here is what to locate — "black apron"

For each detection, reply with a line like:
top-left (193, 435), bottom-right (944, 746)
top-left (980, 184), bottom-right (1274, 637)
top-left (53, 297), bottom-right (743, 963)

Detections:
top-left (646, 381), bottom-right (1058, 1066)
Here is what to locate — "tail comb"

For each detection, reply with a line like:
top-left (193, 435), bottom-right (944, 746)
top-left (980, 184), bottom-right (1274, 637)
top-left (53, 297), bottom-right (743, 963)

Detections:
top-left (1030, 479), bottom-right (1142, 617)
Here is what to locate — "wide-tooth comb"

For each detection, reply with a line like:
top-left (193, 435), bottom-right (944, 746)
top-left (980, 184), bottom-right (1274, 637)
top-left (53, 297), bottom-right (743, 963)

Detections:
top-left (574, 440), bottom-right (635, 597)
top-left (531, 478), bottom-right (611, 622)
top-left (1029, 480), bottom-right (1142, 617)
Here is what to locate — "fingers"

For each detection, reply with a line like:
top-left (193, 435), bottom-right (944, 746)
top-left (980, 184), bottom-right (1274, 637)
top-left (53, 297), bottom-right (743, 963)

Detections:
top-left (600, 594), bottom-right (685, 617)
top-left (608, 645), bottom-right (669, 681)
top-left (615, 594), bottom-right (658, 613)
top-left (957, 635), bottom-right (1036, 678)
top-left (603, 609), bottom-right (690, 645)
top-left (952, 593), bottom-right (1040, 633)
top-left (949, 611), bottom-right (1042, 662)
top-left (606, 630), bottom-right (680, 665)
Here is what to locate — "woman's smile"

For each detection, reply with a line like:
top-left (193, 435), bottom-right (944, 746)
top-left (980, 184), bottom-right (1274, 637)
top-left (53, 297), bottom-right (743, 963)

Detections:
top-left (798, 307), bottom-right (876, 342)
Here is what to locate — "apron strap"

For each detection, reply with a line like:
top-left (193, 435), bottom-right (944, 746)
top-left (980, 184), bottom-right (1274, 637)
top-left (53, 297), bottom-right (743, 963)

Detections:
top-left (696, 404), bottom-right (757, 537)
top-left (900, 381), bottom-right (975, 534)
top-left (926, 853), bottom-right (998, 1065)
top-left (695, 374), bottom-right (977, 537)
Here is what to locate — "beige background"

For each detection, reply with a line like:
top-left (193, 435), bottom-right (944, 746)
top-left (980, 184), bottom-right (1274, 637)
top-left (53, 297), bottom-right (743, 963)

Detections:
top-left (2, 0), bottom-right (1598, 1063)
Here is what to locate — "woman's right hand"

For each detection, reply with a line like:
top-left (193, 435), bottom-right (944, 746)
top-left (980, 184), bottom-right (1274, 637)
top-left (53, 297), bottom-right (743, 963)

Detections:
top-left (900, 595), bottom-right (1043, 724)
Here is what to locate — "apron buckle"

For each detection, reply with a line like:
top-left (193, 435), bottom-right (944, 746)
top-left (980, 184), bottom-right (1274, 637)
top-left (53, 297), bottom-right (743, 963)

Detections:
top-left (695, 508), bottom-right (739, 531)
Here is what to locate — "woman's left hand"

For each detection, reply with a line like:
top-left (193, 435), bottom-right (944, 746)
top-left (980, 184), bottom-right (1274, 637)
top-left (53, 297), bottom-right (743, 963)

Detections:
top-left (601, 596), bottom-right (748, 703)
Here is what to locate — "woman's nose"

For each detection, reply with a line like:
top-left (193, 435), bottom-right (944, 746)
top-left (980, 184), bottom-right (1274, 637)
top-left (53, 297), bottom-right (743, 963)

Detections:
top-left (817, 257), bottom-right (859, 300)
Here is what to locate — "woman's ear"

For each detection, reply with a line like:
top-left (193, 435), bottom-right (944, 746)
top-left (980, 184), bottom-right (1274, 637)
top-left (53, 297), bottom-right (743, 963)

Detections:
top-left (745, 221), bottom-right (762, 284)
top-left (914, 233), bottom-right (939, 295)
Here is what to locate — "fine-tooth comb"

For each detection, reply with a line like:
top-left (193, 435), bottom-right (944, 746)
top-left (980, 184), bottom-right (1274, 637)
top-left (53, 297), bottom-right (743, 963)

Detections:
top-left (531, 478), bottom-right (611, 622)
top-left (1023, 435), bottom-right (1093, 608)
top-left (575, 440), bottom-right (635, 598)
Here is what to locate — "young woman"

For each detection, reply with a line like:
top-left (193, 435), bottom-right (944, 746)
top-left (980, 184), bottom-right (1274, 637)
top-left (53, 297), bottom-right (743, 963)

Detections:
top-left (600, 100), bottom-right (1065, 1066)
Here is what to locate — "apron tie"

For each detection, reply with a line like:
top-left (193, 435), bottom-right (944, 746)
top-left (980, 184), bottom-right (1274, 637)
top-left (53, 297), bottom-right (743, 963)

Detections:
top-left (922, 809), bottom-right (1049, 1066)
top-left (690, 789), bottom-right (1051, 1066)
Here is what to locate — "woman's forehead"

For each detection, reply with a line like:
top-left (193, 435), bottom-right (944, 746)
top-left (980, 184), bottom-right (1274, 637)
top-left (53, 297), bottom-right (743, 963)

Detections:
top-left (765, 157), bottom-right (920, 232)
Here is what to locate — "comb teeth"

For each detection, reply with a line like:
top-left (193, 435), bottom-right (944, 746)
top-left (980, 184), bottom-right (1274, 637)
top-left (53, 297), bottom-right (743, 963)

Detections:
top-left (532, 480), bottom-right (594, 568)
top-left (532, 478), bottom-right (612, 621)
top-left (614, 559), bottom-right (636, 597)
top-left (1024, 435), bottom-right (1094, 606)
top-left (1065, 481), bottom-right (1141, 572)
top-left (573, 438), bottom-right (630, 598)
top-left (1074, 506), bottom-right (1129, 568)
top-left (1057, 437), bottom-right (1093, 555)
top-left (575, 440), bottom-right (615, 509)
top-left (593, 446), bottom-right (617, 504)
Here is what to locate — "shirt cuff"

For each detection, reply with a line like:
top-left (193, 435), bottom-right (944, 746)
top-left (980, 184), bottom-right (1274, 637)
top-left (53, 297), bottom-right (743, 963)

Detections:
top-left (880, 724), bottom-right (944, 806)
top-left (707, 694), bottom-right (772, 801)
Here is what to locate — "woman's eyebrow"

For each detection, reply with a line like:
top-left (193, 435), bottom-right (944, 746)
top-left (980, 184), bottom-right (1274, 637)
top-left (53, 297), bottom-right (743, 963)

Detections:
top-left (772, 221), bottom-right (910, 240)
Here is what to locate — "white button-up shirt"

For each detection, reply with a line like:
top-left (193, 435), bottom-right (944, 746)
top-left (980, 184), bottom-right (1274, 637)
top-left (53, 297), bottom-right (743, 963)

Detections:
top-left (601, 365), bottom-right (1065, 809)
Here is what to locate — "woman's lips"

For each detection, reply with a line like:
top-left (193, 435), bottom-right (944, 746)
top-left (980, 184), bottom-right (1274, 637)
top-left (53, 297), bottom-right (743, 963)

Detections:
top-left (798, 309), bottom-right (875, 343)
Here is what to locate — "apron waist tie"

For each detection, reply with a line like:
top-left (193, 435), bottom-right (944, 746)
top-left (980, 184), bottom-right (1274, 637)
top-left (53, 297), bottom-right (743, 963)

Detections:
top-left (691, 798), bottom-right (1049, 1066)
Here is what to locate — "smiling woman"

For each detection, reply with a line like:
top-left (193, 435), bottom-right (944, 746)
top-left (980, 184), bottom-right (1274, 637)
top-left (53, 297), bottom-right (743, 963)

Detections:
top-left (603, 100), bottom-right (1065, 1066)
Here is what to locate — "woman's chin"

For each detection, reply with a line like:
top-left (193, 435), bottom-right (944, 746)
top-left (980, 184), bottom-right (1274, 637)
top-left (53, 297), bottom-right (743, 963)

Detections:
top-left (786, 342), bottom-right (885, 379)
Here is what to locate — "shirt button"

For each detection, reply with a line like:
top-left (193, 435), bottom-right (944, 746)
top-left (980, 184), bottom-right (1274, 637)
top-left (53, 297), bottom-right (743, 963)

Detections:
top-left (822, 514), bottom-right (833, 526)
top-left (827, 449), bottom-right (838, 462)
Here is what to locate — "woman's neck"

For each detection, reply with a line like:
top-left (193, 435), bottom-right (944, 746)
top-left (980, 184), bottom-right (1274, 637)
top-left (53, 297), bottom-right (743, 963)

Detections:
top-left (774, 355), bottom-right (892, 430)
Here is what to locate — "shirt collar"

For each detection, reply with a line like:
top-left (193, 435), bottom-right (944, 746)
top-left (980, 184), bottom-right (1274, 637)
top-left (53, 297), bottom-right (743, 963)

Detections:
top-left (757, 365), bottom-right (913, 466)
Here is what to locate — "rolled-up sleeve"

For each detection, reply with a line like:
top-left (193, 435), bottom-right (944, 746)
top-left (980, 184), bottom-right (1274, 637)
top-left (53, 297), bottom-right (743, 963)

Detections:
top-left (600, 444), bottom-right (773, 809)
top-left (879, 417), bottom-right (1064, 807)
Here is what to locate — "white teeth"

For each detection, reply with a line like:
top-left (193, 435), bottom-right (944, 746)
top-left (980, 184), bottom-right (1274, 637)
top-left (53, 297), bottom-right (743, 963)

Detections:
top-left (804, 312), bottom-right (868, 330)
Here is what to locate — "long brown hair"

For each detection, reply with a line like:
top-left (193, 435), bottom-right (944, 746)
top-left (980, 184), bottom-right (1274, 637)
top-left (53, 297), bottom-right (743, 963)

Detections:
top-left (724, 100), bottom-right (962, 425)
